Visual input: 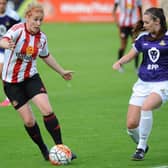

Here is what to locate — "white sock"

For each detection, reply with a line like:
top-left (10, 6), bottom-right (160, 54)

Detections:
top-left (127, 127), bottom-right (139, 144)
top-left (137, 110), bottom-right (153, 151)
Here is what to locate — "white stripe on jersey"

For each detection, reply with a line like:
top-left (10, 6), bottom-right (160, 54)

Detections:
top-left (2, 23), bottom-right (49, 83)
top-left (115, 0), bottom-right (142, 27)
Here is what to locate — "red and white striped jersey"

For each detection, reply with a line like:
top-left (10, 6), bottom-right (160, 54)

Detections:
top-left (115, 0), bottom-right (142, 27)
top-left (2, 22), bottom-right (49, 83)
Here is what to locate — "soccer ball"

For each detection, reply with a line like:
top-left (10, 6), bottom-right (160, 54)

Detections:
top-left (49, 144), bottom-right (72, 165)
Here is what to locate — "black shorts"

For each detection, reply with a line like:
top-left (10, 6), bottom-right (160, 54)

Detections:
top-left (3, 74), bottom-right (47, 110)
top-left (120, 26), bottom-right (133, 39)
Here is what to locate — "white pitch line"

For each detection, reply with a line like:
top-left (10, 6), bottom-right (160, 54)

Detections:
top-left (151, 165), bottom-right (168, 168)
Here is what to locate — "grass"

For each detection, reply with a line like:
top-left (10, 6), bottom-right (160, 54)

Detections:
top-left (0, 23), bottom-right (167, 168)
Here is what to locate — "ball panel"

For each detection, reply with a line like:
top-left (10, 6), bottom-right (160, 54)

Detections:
top-left (49, 144), bottom-right (72, 165)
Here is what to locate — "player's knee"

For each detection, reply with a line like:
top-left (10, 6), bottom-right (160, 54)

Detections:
top-left (127, 120), bottom-right (138, 129)
top-left (24, 118), bottom-right (35, 127)
top-left (141, 104), bottom-right (152, 111)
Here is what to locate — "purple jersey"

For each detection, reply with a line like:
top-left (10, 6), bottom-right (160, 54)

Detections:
top-left (0, 7), bottom-right (21, 53)
top-left (133, 31), bottom-right (168, 82)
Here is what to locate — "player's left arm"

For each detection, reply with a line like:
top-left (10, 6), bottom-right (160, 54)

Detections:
top-left (42, 54), bottom-right (74, 80)
top-left (0, 37), bottom-right (15, 50)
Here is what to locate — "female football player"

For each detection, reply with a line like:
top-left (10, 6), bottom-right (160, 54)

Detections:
top-left (0, 2), bottom-right (76, 161)
top-left (113, 7), bottom-right (168, 160)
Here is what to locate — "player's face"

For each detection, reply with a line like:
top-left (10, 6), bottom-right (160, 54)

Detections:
top-left (26, 10), bottom-right (44, 34)
top-left (143, 14), bottom-right (160, 34)
top-left (0, 0), bottom-right (7, 14)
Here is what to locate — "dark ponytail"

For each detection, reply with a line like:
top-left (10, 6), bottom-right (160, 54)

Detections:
top-left (132, 20), bottom-right (144, 40)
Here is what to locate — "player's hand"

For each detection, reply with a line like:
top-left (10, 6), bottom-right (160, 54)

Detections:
top-left (62, 70), bottom-right (74, 80)
top-left (8, 36), bottom-right (15, 50)
top-left (112, 61), bottom-right (122, 70)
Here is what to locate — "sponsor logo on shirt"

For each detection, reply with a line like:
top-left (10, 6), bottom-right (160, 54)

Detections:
top-left (126, 3), bottom-right (133, 9)
top-left (147, 47), bottom-right (160, 70)
top-left (16, 46), bottom-right (34, 63)
top-left (148, 47), bottom-right (160, 63)
top-left (16, 53), bottom-right (33, 62)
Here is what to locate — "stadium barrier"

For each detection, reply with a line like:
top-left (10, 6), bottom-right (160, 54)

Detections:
top-left (37, 0), bottom-right (158, 23)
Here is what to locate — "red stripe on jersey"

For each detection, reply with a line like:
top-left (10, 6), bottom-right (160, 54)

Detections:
top-left (24, 62), bottom-right (32, 79)
top-left (11, 59), bottom-right (23, 83)
top-left (32, 33), bottom-right (41, 59)
top-left (10, 23), bottom-right (24, 32)
top-left (11, 29), bottom-right (30, 82)
top-left (24, 32), bottom-right (41, 79)
top-left (5, 31), bottom-right (23, 82)
top-left (129, 0), bottom-right (135, 26)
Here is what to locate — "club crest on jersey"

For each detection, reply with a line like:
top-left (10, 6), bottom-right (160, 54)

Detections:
top-left (148, 47), bottom-right (160, 63)
top-left (159, 40), bottom-right (166, 46)
top-left (26, 46), bottom-right (34, 55)
top-left (126, 3), bottom-right (133, 9)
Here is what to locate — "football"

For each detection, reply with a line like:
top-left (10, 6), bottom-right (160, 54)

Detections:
top-left (49, 144), bottom-right (72, 165)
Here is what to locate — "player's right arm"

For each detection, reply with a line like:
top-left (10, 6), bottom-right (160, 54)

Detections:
top-left (0, 23), bottom-right (23, 50)
top-left (0, 37), bottom-right (15, 50)
top-left (112, 48), bottom-right (138, 70)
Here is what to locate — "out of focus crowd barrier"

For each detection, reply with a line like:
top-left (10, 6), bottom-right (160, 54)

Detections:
top-left (36, 0), bottom-right (158, 23)
top-left (16, 0), bottom-right (159, 22)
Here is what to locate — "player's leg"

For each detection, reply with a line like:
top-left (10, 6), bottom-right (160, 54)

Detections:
top-left (127, 104), bottom-right (141, 144)
top-left (117, 27), bottom-right (128, 72)
top-left (128, 79), bottom-right (151, 160)
top-left (32, 92), bottom-right (77, 160)
top-left (32, 93), bottom-right (63, 145)
top-left (118, 27), bottom-right (127, 60)
top-left (18, 103), bottom-right (49, 160)
top-left (3, 81), bottom-right (49, 160)
top-left (132, 92), bottom-right (162, 161)
top-left (25, 74), bottom-right (63, 145)
top-left (30, 75), bottom-right (77, 160)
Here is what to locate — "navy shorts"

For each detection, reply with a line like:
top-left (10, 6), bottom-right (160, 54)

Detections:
top-left (3, 74), bottom-right (47, 109)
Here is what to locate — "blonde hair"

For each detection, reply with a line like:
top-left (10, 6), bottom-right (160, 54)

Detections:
top-left (24, 2), bottom-right (44, 17)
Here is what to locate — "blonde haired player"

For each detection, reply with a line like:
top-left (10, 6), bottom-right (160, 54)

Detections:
top-left (0, 2), bottom-right (76, 161)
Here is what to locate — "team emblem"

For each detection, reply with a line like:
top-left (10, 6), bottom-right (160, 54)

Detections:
top-left (26, 46), bottom-right (34, 55)
top-left (148, 47), bottom-right (160, 63)
top-left (126, 3), bottom-right (133, 9)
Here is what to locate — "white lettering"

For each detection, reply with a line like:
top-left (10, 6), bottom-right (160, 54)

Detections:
top-left (147, 64), bottom-right (159, 70)
top-left (60, 2), bottom-right (113, 14)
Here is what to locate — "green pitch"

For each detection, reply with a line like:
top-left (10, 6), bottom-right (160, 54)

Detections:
top-left (0, 23), bottom-right (167, 168)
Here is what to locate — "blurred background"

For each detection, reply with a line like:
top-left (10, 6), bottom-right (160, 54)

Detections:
top-left (8, 0), bottom-right (165, 23)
